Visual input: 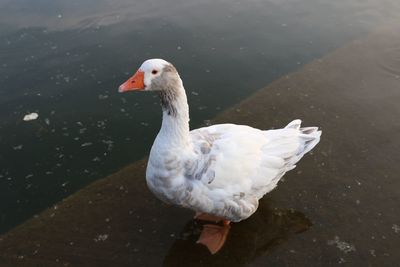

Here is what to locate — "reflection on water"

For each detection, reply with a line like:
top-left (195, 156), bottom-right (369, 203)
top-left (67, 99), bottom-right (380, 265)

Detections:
top-left (164, 202), bottom-right (311, 266)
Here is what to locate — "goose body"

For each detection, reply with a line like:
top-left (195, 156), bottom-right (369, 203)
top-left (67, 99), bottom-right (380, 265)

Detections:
top-left (119, 59), bottom-right (321, 222)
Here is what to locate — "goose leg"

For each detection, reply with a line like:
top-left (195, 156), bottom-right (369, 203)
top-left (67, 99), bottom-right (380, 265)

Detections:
top-left (194, 212), bottom-right (227, 222)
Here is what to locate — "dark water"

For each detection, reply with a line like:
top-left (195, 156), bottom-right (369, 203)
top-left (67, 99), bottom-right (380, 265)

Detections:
top-left (0, 0), bottom-right (399, 235)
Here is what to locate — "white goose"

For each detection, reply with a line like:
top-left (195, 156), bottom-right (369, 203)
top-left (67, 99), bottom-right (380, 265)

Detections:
top-left (119, 59), bottom-right (321, 253)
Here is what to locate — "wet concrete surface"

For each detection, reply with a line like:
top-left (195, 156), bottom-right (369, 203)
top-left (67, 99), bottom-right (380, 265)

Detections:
top-left (1, 23), bottom-right (400, 266)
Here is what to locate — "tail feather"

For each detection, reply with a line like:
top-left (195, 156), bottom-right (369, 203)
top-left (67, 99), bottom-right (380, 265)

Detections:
top-left (299, 126), bottom-right (321, 155)
top-left (285, 119), bottom-right (302, 130)
top-left (282, 120), bottom-right (322, 167)
top-left (259, 120), bottom-right (321, 191)
top-left (299, 126), bottom-right (318, 135)
top-left (264, 120), bottom-right (321, 170)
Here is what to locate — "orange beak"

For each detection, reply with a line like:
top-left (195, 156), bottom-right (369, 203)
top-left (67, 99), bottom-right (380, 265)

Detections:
top-left (118, 70), bottom-right (145, 93)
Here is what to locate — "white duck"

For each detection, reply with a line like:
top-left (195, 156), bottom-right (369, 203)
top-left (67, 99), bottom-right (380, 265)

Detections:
top-left (119, 59), bottom-right (321, 253)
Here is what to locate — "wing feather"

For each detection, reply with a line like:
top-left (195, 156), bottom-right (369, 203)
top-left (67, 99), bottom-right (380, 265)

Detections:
top-left (187, 122), bottom-right (319, 200)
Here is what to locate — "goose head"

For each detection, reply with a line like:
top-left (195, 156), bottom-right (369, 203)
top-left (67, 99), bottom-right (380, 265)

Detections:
top-left (118, 58), bottom-right (182, 93)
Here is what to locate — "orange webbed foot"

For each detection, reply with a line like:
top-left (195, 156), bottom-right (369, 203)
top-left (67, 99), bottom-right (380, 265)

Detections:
top-left (197, 221), bottom-right (231, 254)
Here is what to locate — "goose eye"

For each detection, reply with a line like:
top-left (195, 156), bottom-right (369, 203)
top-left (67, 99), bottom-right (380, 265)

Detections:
top-left (152, 70), bottom-right (158, 75)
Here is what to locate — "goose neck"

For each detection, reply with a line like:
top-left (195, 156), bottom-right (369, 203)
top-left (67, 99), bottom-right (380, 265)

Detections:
top-left (158, 84), bottom-right (190, 146)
